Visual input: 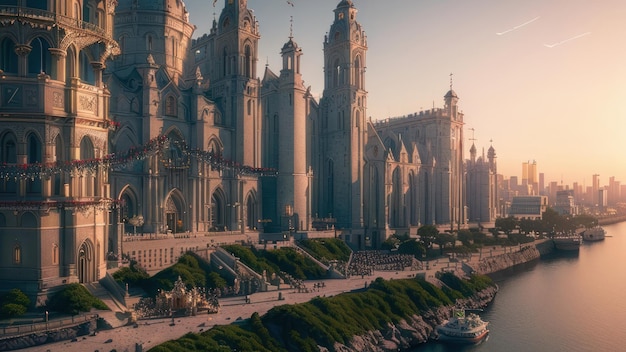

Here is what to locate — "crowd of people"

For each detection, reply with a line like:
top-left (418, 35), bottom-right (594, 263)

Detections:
top-left (347, 250), bottom-right (421, 277)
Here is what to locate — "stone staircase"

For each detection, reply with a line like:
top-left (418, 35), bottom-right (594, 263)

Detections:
top-left (84, 282), bottom-right (131, 328)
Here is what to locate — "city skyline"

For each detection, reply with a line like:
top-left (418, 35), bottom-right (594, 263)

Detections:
top-left (185, 0), bottom-right (626, 186)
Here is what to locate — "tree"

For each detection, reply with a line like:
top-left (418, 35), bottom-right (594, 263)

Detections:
top-left (397, 239), bottom-right (424, 258)
top-left (495, 216), bottom-right (518, 233)
top-left (457, 230), bottom-right (473, 246)
top-left (435, 233), bottom-right (455, 255)
top-left (417, 225), bottom-right (439, 250)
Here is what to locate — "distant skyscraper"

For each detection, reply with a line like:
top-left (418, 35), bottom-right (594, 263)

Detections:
top-left (592, 174), bottom-right (600, 206)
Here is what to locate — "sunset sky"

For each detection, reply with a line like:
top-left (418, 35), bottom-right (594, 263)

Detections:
top-left (184, 0), bottom-right (626, 187)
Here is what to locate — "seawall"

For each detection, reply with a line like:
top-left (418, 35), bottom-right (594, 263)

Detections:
top-left (472, 245), bottom-right (541, 275)
top-left (0, 318), bottom-right (97, 351)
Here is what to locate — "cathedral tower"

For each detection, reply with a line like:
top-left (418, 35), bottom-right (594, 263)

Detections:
top-left (319, 0), bottom-right (368, 231)
top-left (214, 0), bottom-right (260, 167)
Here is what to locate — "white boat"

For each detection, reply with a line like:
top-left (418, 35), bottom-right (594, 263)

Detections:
top-left (435, 309), bottom-right (489, 344)
top-left (553, 234), bottom-right (582, 251)
top-left (582, 227), bottom-right (605, 241)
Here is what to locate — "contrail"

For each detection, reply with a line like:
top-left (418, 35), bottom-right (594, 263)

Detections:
top-left (544, 32), bottom-right (591, 48)
top-left (496, 16), bottom-right (540, 35)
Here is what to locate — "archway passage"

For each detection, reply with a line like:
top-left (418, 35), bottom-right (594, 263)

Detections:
top-left (164, 194), bottom-right (185, 234)
top-left (77, 240), bottom-right (95, 283)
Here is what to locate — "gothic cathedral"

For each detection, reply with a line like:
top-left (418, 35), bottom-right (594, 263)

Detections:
top-left (0, 0), bottom-right (496, 304)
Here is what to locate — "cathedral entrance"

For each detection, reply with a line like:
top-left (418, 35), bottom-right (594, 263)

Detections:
top-left (164, 195), bottom-right (184, 234)
top-left (77, 240), bottom-right (94, 283)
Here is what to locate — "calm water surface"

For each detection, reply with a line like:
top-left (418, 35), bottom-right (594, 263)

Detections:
top-left (414, 221), bottom-right (626, 352)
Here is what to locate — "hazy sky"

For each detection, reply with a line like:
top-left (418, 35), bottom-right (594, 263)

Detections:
top-left (184, 0), bottom-right (626, 187)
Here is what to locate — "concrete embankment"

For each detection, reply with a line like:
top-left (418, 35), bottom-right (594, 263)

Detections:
top-left (471, 245), bottom-right (540, 275)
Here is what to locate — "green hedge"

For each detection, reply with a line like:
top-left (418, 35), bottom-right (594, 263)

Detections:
top-left (150, 276), bottom-right (495, 352)
top-left (47, 284), bottom-right (108, 315)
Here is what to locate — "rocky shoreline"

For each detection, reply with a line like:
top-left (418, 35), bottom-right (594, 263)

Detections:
top-left (323, 285), bottom-right (499, 352)
top-left (320, 241), bottom-right (547, 352)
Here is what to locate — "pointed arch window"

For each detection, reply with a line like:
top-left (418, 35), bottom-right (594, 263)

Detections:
top-left (80, 137), bottom-right (96, 197)
top-left (53, 135), bottom-right (63, 196)
top-left (1, 133), bottom-right (18, 193)
top-left (165, 95), bottom-right (177, 116)
top-left (332, 59), bottom-right (340, 88)
top-left (327, 159), bottom-right (335, 216)
top-left (0, 38), bottom-right (18, 74)
top-left (28, 37), bottom-right (50, 75)
top-left (13, 245), bottom-right (21, 265)
top-left (52, 244), bottom-right (59, 265)
top-left (354, 55), bottom-right (362, 89)
top-left (222, 47), bottom-right (228, 76)
top-left (26, 133), bottom-right (42, 194)
top-left (79, 51), bottom-right (95, 84)
top-left (244, 45), bottom-right (252, 78)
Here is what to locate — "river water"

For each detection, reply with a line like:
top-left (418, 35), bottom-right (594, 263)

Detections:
top-left (414, 221), bottom-right (626, 352)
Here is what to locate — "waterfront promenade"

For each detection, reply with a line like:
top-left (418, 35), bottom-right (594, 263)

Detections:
top-left (12, 238), bottom-right (530, 352)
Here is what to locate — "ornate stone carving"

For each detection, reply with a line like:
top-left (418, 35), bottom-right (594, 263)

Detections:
top-left (79, 94), bottom-right (97, 113)
top-left (53, 91), bottom-right (64, 108)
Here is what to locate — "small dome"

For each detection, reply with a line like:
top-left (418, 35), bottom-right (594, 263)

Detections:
top-left (337, 0), bottom-right (354, 8)
top-left (281, 38), bottom-right (299, 51)
top-left (470, 143), bottom-right (477, 154)
top-left (445, 89), bottom-right (458, 99)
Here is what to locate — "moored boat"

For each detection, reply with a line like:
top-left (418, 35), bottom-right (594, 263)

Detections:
top-left (553, 234), bottom-right (582, 251)
top-left (435, 309), bottom-right (489, 344)
top-left (582, 226), bottom-right (605, 241)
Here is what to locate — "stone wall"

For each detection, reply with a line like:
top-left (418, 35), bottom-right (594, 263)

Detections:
top-left (0, 319), bottom-right (97, 351)
top-left (472, 245), bottom-right (541, 275)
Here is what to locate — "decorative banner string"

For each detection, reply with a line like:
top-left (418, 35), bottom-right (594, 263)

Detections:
top-left (0, 198), bottom-right (122, 212)
top-left (0, 135), bottom-right (277, 181)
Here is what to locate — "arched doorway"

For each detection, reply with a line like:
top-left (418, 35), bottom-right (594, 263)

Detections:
top-left (210, 189), bottom-right (226, 231)
top-left (245, 192), bottom-right (257, 230)
top-left (164, 195), bottom-right (185, 234)
top-left (77, 240), bottom-right (94, 283)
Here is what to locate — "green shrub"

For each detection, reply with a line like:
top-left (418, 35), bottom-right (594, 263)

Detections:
top-left (113, 263), bottom-right (150, 286)
top-left (0, 289), bottom-right (30, 319)
top-left (1, 303), bottom-right (27, 318)
top-left (48, 283), bottom-right (108, 315)
top-left (298, 238), bottom-right (351, 262)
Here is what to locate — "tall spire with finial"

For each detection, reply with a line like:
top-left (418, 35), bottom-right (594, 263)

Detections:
top-left (450, 72), bottom-right (454, 91)
top-left (289, 15), bottom-right (293, 39)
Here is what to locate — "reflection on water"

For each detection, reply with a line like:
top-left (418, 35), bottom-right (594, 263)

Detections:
top-left (414, 222), bottom-right (626, 352)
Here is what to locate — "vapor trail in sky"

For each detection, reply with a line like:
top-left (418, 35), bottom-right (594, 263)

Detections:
top-left (544, 32), bottom-right (591, 48)
top-left (496, 16), bottom-right (540, 35)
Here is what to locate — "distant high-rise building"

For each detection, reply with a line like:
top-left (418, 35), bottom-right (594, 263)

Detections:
top-left (554, 190), bottom-right (577, 215)
top-left (608, 177), bottom-right (620, 205)
top-left (592, 174), bottom-right (601, 206)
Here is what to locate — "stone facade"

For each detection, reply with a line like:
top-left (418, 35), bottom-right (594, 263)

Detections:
top-left (0, 0), bottom-right (119, 304)
top-left (0, 0), bottom-right (499, 301)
